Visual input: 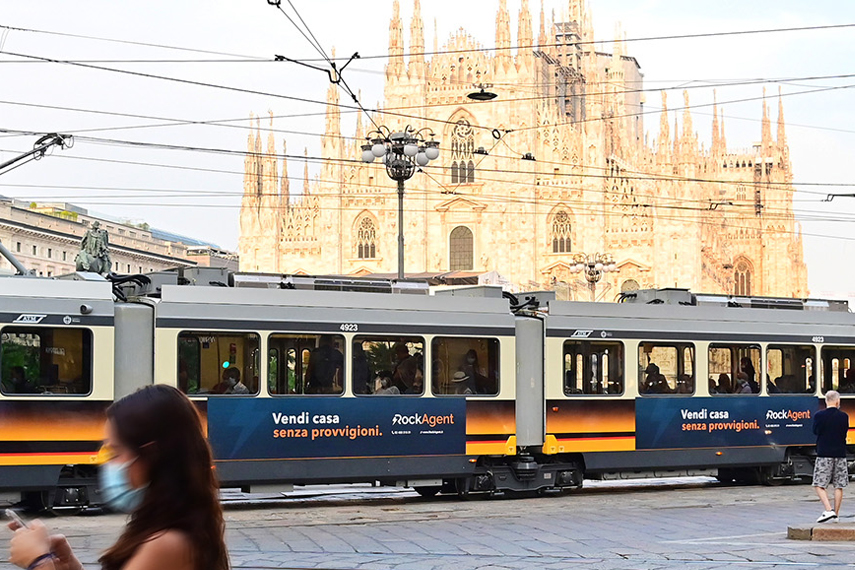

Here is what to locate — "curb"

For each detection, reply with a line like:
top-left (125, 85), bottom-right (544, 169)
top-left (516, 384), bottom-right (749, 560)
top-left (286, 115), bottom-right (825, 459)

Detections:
top-left (788, 523), bottom-right (855, 541)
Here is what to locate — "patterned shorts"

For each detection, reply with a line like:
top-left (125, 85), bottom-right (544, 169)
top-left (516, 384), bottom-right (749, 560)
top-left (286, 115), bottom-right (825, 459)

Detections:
top-left (813, 457), bottom-right (849, 489)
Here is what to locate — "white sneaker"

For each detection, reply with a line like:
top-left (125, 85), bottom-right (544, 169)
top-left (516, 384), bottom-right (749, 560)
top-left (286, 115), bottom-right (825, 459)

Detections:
top-left (817, 510), bottom-right (836, 523)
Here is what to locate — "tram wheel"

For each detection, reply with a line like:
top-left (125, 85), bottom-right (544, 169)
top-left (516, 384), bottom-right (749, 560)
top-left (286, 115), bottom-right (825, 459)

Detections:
top-left (414, 486), bottom-right (441, 498)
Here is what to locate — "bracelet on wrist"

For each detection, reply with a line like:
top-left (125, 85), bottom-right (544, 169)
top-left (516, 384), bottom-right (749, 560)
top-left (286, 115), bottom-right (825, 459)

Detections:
top-left (27, 552), bottom-right (54, 570)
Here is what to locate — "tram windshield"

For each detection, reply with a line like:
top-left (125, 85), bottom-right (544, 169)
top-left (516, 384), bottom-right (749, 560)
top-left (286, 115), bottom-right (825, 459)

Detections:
top-left (0, 327), bottom-right (92, 396)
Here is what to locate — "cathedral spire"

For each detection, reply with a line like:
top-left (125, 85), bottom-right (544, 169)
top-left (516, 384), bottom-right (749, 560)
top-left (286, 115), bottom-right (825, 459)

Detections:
top-left (324, 48), bottom-right (341, 143)
top-left (538, 0), bottom-right (547, 47)
top-left (681, 90), bottom-right (693, 141)
top-left (387, 0), bottom-right (404, 78)
top-left (495, 0), bottom-right (512, 69)
top-left (433, 18), bottom-right (438, 53)
top-left (517, 0), bottom-right (533, 68)
top-left (302, 147), bottom-right (309, 195)
top-left (776, 86), bottom-right (787, 148)
top-left (711, 89), bottom-right (721, 155)
top-left (280, 139), bottom-right (289, 206)
top-left (408, 0), bottom-right (425, 78)
top-left (569, 0), bottom-right (584, 23)
top-left (354, 91), bottom-right (364, 141)
top-left (761, 87), bottom-right (772, 153)
top-left (657, 91), bottom-right (670, 160)
top-left (244, 113), bottom-right (257, 202)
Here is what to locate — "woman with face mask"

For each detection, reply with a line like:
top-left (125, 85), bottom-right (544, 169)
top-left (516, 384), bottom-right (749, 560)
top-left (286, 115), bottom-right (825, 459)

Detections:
top-left (7, 385), bottom-right (230, 570)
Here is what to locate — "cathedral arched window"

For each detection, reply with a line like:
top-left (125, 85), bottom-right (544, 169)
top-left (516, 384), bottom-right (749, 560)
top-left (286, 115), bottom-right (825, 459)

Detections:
top-left (450, 119), bottom-right (475, 184)
top-left (551, 211), bottom-right (572, 253)
top-left (356, 217), bottom-right (377, 260)
top-left (621, 279), bottom-right (640, 293)
top-left (449, 226), bottom-right (473, 270)
top-left (734, 259), bottom-right (753, 296)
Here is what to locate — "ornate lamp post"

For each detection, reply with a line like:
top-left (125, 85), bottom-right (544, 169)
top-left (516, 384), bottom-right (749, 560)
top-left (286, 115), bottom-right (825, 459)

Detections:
top-left (570, 252), bottom-right (618, 302)
top-left (360, 126), bottom-right (440, 280)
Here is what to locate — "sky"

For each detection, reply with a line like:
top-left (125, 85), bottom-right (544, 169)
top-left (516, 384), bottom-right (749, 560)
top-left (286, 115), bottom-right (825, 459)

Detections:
top-left (1, 1), bottom-right (854, 297)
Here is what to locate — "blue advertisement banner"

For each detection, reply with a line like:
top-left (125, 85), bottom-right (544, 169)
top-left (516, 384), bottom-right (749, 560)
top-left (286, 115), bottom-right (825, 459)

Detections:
top-left (636, 396), bottom-right (818, 450)
top-left (207, 397), bottom-right (467, 460)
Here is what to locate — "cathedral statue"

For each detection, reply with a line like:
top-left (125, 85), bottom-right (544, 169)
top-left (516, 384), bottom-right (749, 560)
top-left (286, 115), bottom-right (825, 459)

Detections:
top-left (75, 220), bottom-right (112, 275)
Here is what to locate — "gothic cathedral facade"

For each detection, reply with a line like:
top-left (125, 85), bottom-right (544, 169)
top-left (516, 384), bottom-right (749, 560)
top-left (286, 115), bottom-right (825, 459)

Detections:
top-left (239, 0), bottom-right (808, 300)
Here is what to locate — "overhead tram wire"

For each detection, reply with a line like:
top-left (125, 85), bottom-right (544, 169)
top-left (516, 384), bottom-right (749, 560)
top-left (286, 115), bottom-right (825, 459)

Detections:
top-left (1, 142), bottom-right (848, 223)
top-left (0, 24), bottom-right (265, 60)
top-left (306, 22), bottom-right (855, 63)
top-left (3, 46), bottom-right (854, 142)
top-left (4, 21), bottom-right (854, 67)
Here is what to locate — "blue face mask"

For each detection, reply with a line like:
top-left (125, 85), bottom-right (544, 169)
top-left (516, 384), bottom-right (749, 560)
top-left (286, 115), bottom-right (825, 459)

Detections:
top-left (99, 457), bottom-right (147, 513)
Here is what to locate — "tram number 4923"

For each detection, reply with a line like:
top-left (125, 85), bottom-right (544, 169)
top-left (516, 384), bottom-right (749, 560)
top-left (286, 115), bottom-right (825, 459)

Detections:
top-left (340, 323), bottom-right (359, 332)
top-left (811, 336), bottom-right (825, 343)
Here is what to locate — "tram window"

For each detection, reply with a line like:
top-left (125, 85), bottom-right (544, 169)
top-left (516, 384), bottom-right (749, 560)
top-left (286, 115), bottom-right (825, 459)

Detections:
top-left (431, 337), bottom-right (500, 396)
top-left (352, 336), bottom-right (424, 395)
top-left (563, 341), bottom-right (624, 396)
top-left (0, 327), bottom-right (92, 396)
top-left (766, 345), bottom-right (816, 394)
top-left (638, 342), bottom-right (695, 395)
top-left (268, 334), bottom-right (345, 395)
top-left (820, 346), bottom-right (855, 394)
top-left (708, 344), bottom-right (760, 395)
top-left (177, 332), bottom-right (260, 395)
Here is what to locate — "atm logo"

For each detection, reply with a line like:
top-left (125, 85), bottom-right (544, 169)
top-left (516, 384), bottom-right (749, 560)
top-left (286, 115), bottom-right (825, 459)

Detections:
top-left (13, 314), bottom-right (46, 324)
top-left (766, 409), bottom-right (811, 422)
top-left (392, 413), bottom-right (456, 427)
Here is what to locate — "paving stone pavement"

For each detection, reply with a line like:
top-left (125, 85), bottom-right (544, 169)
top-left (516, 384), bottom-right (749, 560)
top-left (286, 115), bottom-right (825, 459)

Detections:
top-left (3, 480), bottom-right (855, 569)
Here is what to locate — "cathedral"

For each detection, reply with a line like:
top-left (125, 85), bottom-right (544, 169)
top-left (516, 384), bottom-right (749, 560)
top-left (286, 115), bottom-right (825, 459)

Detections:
top-left (238, 0), bottom-right (808, 300)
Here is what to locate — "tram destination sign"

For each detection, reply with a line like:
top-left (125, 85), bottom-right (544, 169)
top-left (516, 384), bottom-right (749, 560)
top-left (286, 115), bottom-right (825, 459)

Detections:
top-left (207, 398), bottom-right (467, 460)
top-left (635, 396), bottom-right (817, 449)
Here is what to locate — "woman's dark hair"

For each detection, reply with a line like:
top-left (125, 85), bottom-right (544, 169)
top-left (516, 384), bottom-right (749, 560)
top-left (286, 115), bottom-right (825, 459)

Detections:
top-left (100, 385), bottom-right (229, 570)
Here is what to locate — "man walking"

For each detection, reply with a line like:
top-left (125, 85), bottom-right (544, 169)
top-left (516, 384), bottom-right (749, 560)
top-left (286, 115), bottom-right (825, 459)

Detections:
top-left (813, 390), bottom-right (850, 523)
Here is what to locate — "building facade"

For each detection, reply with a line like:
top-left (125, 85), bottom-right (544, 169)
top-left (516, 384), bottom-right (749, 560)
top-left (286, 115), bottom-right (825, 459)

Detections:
top-left (0, 198), bottom-right (214, 276)
top-left (238, 0), bottom-right (807, 299)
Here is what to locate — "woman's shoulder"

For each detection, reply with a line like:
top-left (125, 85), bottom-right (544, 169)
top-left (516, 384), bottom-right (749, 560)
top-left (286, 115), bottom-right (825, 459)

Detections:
top-left (124, 530), bottom-right (194, 570)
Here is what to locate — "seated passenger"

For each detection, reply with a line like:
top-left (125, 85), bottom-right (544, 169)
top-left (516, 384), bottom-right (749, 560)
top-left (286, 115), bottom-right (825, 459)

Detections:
top-left (231, 370), bottom-right (250, 394)
top-left (449, 371), bottom-right (475, 395)
top-left (740, 357), bottom-right (759, 392)
top-left (375, 370), bottom-right (400, 395)
top-left (676, 374), bottom-right (693, 394)
top-left (708, 377), bottom-right (719, 394)
top-left (735, 372), bottom-right (752, 394)
top-left (641, 363), bottom-right (660, 394)
top-left (211, 367), bottom-right (240, 394)
top-left (717, 373), bottom-right (732, 394)
top-left (460, 349), bottom-right (490, 394)
top-left (840, 369), bottom-right (855, 393)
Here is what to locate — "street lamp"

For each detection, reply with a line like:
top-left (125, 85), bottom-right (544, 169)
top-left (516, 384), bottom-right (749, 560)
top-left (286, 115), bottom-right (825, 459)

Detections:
top-left (360, 126), bottom-right (440, 280)
top-left (569, 252), bottom-right (618, 301)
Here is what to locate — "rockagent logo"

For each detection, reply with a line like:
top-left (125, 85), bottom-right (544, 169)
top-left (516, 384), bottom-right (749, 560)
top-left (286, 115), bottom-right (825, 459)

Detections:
top-left (766, 409), bottom-right (811, 422)
top-left (391, 412), bottom-right (456, 428)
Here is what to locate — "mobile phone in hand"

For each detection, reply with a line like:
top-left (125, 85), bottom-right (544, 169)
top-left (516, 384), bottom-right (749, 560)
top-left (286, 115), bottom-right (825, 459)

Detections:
top-left (4, 509), bottom-right (29, 529)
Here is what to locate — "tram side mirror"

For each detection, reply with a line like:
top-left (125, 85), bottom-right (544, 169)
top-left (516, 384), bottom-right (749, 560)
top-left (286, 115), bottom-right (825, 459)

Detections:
top-left (79, 304), bottom-right (93, 315)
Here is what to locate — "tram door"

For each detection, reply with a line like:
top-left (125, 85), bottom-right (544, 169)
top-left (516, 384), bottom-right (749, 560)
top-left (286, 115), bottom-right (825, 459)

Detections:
top-left (515, 315), bottom-right (545, 447)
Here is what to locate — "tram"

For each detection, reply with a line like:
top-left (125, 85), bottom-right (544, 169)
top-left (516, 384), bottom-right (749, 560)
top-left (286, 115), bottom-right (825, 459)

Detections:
top-left (0, 268), bottom-right (852, 509)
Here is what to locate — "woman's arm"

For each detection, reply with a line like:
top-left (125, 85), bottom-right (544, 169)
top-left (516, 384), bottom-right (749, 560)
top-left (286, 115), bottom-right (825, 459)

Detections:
top-left (7, 521), bottom-right (82, 570)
